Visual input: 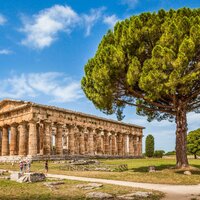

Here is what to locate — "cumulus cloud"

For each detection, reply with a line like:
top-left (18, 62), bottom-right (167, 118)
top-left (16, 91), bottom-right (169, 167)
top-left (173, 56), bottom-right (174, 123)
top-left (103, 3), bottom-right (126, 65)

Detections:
top-left (121, 0), bottom-right (138, 9)
top-left (20, 5), bottom-right (116, 49)
top-left (0, 49), bottom-right (13, 55)
top-left (0, 72), bottom-right (82, 103)
top-left (103, 15), bottom-right (119, 28)
top-left (0, 14), bottom-right (6, 25)
top-left (21, 5), bottom-right (80, 49)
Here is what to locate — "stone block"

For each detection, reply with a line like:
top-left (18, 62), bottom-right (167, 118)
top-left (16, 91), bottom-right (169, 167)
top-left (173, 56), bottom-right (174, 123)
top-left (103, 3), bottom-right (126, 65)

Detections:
top-left (86, 192), bottom-right (113, 199)
top-left (184, 171), bottom-right (192, 175)
top-left (17, 175), bottom-right (29, 183)
top-left (29, 173), bottom-right (46, 182)
top-left (76, 183), bottom-right (103, 190)
top-left (148, 166), bottom-right (156, 172)
top-left (10, 172), bottom-right (22, 181)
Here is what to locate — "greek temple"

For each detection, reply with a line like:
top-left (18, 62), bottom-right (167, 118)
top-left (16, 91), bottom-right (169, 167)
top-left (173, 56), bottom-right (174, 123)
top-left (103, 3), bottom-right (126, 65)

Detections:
top-left (0, 99), bottom-right (144, 160)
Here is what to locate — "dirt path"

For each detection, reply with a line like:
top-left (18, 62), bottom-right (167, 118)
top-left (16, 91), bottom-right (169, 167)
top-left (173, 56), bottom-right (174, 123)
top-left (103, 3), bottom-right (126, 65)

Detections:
top-left (47, 173), bottom-right (200, 200)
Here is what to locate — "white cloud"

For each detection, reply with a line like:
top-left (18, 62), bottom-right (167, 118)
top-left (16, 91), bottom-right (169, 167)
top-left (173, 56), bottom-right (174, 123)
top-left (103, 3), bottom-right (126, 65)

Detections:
top-left (0, 49), bottom-right (13, 55)
top-left (0, 14), bottom-right (6, 25)
top-left (20, 5), bottom-right (110, 48)
top-left (21, 5), bottom-right (80, 49)
top-left (121, 0), bottom-right (138, 9)
top-left (0, 72), bottom-right (82, 103)
top-left (103, 15), bottom-right (119, 28)
top-left (82, 7), bottom-right (105, 36)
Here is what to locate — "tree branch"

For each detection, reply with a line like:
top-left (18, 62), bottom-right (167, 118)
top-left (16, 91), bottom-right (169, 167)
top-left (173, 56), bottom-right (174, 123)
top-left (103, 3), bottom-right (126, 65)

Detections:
top-left (118, 99), bottom-right (176, 115)
top-left (126, 86), bottom-right (174, 109)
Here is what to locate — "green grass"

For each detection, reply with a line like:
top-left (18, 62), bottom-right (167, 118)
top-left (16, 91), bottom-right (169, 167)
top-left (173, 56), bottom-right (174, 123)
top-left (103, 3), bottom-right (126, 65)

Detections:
top-left (0, 179), bottom-right (163, 200)
top-left (0, 157), bottom-right (199, 185)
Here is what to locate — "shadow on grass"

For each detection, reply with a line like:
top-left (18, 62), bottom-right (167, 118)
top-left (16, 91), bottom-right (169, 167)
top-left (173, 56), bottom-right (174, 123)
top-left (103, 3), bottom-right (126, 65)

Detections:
top-left (192, 164), bottom-right (200, 169)
top-left (0, 195), bottom-right (85, 200)
top-left (130, 164), bottom-right (175, 172)
top-left (175, 170), bottom-right (200, 175)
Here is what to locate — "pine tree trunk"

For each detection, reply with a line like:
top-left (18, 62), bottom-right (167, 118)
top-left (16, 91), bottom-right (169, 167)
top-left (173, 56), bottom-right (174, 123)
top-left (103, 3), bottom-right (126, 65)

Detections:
top-left (175, 102), bottom-right (189, 168)
top-left (194, 154), bottom-right (197, 159)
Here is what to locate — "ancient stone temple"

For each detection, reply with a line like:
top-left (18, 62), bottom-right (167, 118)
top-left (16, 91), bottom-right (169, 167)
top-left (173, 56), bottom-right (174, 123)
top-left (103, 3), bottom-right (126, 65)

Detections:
top-left (0, 99), bottom-right (144, 161)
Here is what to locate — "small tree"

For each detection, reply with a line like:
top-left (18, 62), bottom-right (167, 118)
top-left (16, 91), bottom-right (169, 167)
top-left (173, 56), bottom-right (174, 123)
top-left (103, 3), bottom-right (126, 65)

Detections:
top-left (145, 134), bottom-right (154, 157)
top-left (187, 129), bottom-right (200, 159)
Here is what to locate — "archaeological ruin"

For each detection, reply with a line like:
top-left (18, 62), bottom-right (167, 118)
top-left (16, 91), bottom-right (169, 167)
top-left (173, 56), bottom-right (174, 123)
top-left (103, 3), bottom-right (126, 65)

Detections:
top-left (0, 99), bottom-right (144, 161)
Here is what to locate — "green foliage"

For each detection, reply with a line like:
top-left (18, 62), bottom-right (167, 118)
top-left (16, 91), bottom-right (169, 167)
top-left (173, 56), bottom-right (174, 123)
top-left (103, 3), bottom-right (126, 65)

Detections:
top-left (187, 129), bottom-right (200, 159)
top-left (145, 134), bottom-right (155, 157)
top-left (82, 8), bottom-right (200, 121)
top-left (82, 8), bottom-right (200, 167)
top-left (165, 151), bottom-right (176, 156)
top-left (154, 150), bottom-right (165, 158)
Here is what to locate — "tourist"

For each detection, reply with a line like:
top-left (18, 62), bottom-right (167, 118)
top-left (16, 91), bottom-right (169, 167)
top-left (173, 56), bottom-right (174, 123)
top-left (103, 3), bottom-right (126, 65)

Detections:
top-left (23, 160), bottom-right (27, 173)
top-left (27, 159), bottom-right (31, 173)
top-left (19, 161), bottom-right (23, 174)
top-left (44, 160), bottom-right (48, 175)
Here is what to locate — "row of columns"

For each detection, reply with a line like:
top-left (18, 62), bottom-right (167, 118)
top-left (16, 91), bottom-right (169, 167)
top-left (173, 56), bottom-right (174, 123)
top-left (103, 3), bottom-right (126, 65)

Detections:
top-left (0, 121), bottom-right (142, 157)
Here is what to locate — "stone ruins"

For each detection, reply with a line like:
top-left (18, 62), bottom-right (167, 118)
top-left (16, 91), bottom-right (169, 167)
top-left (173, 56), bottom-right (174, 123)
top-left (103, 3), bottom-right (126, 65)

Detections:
top-left (0, 99), bottom-right (144, 160)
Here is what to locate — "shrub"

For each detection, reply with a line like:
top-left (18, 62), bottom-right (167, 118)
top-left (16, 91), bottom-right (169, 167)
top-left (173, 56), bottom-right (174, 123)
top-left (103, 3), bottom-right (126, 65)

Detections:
top-left (165, 151), bottom-right (176, 156)
top-left (154, 150), bottom-right (165, 158)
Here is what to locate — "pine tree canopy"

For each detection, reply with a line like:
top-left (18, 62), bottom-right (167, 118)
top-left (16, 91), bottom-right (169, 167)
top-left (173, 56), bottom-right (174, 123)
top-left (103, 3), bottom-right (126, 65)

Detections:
top-left (82, 8), bottom-right (200, 121)
top-left (81, 7), bottom-right (200, 168)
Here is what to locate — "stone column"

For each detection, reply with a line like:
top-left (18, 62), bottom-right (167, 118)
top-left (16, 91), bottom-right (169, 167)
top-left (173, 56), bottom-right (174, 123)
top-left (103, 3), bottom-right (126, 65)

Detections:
top-left (43, 122), bottom-right (51, 155)
top-left (28, 121), bottom-right (38, 156)
top-left (138, 135), bottom-right (142, 156)
top-left (56, 124), bottom-right (63, 155)
top-left (88, 128), bottom-right (94, 155)
top-left (117, 132), bottom-right (123, 156)
top-left (96, 129), bottom-right (102, 155)
top-left (1, 126), bottom-right (9, 156)
top-left (19, 122), bottom-right (28, 156)
top-left (123, 133), bottom-right (129, 156)
top-left (10, 124), bottom-right (18, 156)
top-left (68, 125), bottom-right (75, 155)
top-left (39, 124), bottom-right (44, 155)
top-left (111, 132), bottom-right (116, 156)
top-left (133, 135), bottom-right (138, 156)
top-left (104, 130), bottom-right (110, 155)
top-left (79, 126), bottom-right (85, 155)
top-left (129, 134), bottom-right (134, 156)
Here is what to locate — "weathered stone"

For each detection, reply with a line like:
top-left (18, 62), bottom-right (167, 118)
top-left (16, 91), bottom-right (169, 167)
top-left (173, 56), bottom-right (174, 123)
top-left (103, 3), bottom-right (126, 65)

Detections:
top-left (0, 176), bottom-right (10, 180)
top-left (184, 171), bottom-right (192, 175)
top-left (148, 166), bottom-right (156, 172)
top-left (69, 159), bottom-right (97, 165)
top-left (86, 192), bottom-right (113, 199)
top-left (118, 192), bottom-right (153, 199)
top-left (43, 181), bottom-right (65, 189)
top-left (10, 172), bottom-right (22, 181)
top-left (29, 173), bottom-right (46, 182)
top-left (0, 169), bottom-right (8, 175)
top-left (17, 175), bottom-right (29, 183)
top-left (16, 173), bottom-right (46, 183)
top-left (76, 183), bottom-right (103, 190)
top-left (0, 99), bottom-right (144, 161)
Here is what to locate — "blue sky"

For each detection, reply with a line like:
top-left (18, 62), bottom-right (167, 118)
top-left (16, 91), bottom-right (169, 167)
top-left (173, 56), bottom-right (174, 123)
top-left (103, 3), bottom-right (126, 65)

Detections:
top-left (0, 0), bottom-right (199, 152)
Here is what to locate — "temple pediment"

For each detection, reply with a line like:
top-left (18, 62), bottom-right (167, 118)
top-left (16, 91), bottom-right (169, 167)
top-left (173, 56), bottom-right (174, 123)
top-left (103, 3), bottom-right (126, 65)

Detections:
top-left (0, 99), bottom-right (27, 113)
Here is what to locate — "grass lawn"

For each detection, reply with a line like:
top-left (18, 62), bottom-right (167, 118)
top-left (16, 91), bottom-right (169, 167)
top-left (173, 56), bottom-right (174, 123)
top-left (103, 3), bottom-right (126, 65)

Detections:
top-left (0, 157), bottom-right (199, 185)
top-left (0, 178), bottom-right (163, 200)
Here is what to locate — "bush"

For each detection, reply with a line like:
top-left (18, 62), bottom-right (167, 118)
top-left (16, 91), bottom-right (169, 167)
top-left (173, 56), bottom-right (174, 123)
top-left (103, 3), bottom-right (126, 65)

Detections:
top-left (165, 151), bottom-right (176, 156)
top-left (154, 150), bottom-right (165, 158)
top-left (145, 134), bottom-right (154, 157)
